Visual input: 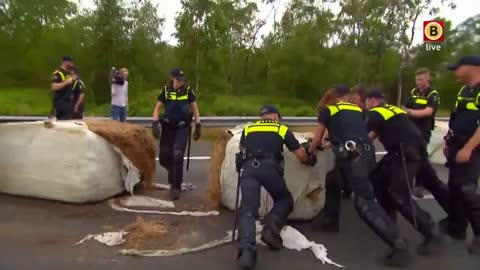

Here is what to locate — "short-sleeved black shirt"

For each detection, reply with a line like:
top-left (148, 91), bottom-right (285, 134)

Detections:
top-left (317, 102), bottom-right (369, 144)
top-left (72, 79), bottom-right (85, 105)
top-left (405, 87), bottom-right (439, 139)
top-left (450, 84), bottom-right (480, 139)
top-left (51, 67), bottom-right (73, 103)
top-left (157, 83), bottom-right (196, 123)
top-left (366, 104), bottom-right (424, 151)
top-left (239, 120), bottom-right (301, 157)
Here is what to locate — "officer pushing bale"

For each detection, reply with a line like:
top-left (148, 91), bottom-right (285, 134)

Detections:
top-left (152, 68), bottom-right (202, 200)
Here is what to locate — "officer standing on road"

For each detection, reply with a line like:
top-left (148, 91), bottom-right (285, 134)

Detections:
top-left (364, 89), bottom-right (448, 257)
top-left (152, 68), bottom-right (202, 200)
top-left (71, 67), bottom-right (85, 120)
top-left (308, 87), bottom-right (412, 267)
top-left (50, 56), bottom-right (76, 120)
top-left (311, 84), bottom-right (367, 232)
top-left (236, 105), bottom-right (316, 269)
top-left (441, 56), bottom-right (480, 254)
top-left (404, 68), bottom-right (440, 198)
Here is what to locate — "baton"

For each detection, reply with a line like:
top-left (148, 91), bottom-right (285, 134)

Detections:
top-left (399, 143), bottom-right (417, 229)
top-left (186, 125), bottom-right (192, 171)
top-left (232, 170), bottom-right (241, 243)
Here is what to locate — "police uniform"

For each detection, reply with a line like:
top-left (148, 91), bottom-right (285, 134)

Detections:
top-left (51, 68), bottom-right (73, 120)
top-left (317, 100), bottom-right (410, 265)
top-left (443, 83), bottom-right (480, 242)
top-left (405, 87), bottom-right (440, 144)
top-left (366, 99), bottom-right (447, 255)
top-left (72, 78), bottom-right (85, 119)
top-left (157, 81), bottom-right (196, 195)
top-left (237, 114), bottom-right (300, 267)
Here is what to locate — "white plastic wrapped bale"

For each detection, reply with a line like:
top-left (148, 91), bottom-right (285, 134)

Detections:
top-left (0, 121), bottom-right (142, 203)
top-left (221, 125), bottom-right (336, 220)
top-left (428, 121), bottom-right (448, 165)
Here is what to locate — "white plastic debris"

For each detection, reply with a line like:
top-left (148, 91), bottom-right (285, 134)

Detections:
top-left (109, 200), bottom-right (219, 217)
top-left (76, 231), bottom-right (128, 246)
top-left (120, 195), bottom-right (175, 208)
top-left (152, 182), bottom-right (197, 192)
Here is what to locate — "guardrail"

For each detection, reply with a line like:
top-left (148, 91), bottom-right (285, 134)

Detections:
top-left (0, 116), bottom-right (450, 127)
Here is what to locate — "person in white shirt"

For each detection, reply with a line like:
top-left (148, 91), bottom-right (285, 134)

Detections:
top-left (111, 68), bottom-right (129, 122)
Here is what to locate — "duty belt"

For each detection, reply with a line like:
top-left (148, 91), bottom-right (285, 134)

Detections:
top-left (245, 152), bottom-right (283, 161)
top-left (160, 117), bottom-right (190, 128)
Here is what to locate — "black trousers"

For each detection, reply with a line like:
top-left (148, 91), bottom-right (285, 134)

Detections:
top-left (336, 144), bottom-right (404, 248)
top-left (322, 164), bottom-right (352, 220)
top-left (158, 124), bottom-right (190, 189)
top-left (370, 146), bottom-right (442, 238)
top-left (54, 100), bottom-right (73, 120)
top-left (446, 147), bottom-right (480, 236)
top-left (238, 159), bottom-right (293, 251)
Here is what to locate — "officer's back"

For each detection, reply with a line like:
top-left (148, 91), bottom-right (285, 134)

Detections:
top-left (320, 101), bottom-right (369, 144)
top-left (242, 120), bottom-right (289, 157)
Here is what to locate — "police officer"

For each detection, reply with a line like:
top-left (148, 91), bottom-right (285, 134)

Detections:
top-left (236, 105), bottom-right (316, 269)
top-left (50, 56), bottom-right (76, 120)
top-left (404, 68), bottom-right (441, 198)
top-left (364, 89), bottom-right (447, 256)
top-left (71, 67), bottom-right (85, 119)
top-left (152, 68), bottom-right (202, 200)
top-left (312, 85), bottom-right (367, 232)
top-left (441, 56), bottom-right (480, 254)
top-left (309, 87), bottom-right (412, 267)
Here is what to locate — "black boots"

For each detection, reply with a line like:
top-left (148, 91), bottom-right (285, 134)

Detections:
top-left (311, 211), bottom-right (339, 233)
top-left (439, 217), bottom-right (467, 240)
top-left (261, 226), bottom-right (283, 250)
top-left (417, 224), bottom-right (446, 256)
top-left (384, 238), bottom-right (414, 268)
top-left (237, 249), bottom-right (257, 269)
top-left (169, 186), bottom-right (180, 200)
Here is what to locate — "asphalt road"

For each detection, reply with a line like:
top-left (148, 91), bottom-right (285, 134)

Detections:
top-left (0, 141), bottom-right (479, 270)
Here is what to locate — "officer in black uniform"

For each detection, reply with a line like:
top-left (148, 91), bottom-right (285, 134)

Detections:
top-left (441, 56), bottom-right (480, 254)
top-left (236, 105), bottom-right (317, 269)
top-left (309, 87), bottom-right (412, 267)
top-left (152, 68), bottom-right (202, 200)
top-left (50, 56), bottom-right (75, 120)
top-left (404, 68), bottom-right (441, 198)
top-left (71, 67), bottom-right (85, 119)
top-left (364, 89), bottom-right (447, 256)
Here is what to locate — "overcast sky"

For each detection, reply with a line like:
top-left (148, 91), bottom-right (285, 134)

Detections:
top-left (79, 0), bottom-right (479, 45)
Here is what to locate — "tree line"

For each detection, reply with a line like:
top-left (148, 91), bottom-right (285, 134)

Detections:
top-left (0, 0), bottom-right (479, 115)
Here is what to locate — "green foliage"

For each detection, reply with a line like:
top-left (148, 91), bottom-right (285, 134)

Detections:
top-left (0, 0), bottom-right (478, 116)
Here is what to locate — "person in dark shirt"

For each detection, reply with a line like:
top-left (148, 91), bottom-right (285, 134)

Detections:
top-left (71, 67), bottom-right (85, 119)
top-left (404, 68), bottom-right (441, 198)
top-left (50, 56), bottom-right (76, 120)
top-left (365, 89), bottom-right (447, 257)
top-left (235, 105), bottom-right (316, 269)
top-left (309, 87), bottom-right (412, 267)
top-left (152, 68), bottom-right (202, 200)
top-left (441, 56), bottom-right (480, 254)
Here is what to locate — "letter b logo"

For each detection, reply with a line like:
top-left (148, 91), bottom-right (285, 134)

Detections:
top-left (424, 21), bottom-right (445, 42)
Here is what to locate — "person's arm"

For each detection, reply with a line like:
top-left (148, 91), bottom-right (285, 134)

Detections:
top-left (153, 89), bottom-right (166, 120)
top-left (111, 84), bottom-right (116, 97)
top-left (366, 110), bottom-right (382, 141)
top-left (125, 81), bottom-right (129, 107)
top-left (50, 73), bottom-right (72, 91)
top-left (407, 92), bottom-right (439, 118)
top-left (284, 129), bottom-right (308, 162)
top-left (75, 94), bottom-right (85, 112)
top-left (188, 87), bottom-right (200, 124)
top-left (309, 107), bottom-right (330, 153)
top-left (464, 127), bottom-right (480, 151)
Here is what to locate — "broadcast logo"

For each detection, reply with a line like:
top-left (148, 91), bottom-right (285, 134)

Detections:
top-left (423, 20), bottom-right (444, 51)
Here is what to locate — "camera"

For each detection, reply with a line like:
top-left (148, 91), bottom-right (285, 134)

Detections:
top-left (111, 67), bottom-right (125, 85)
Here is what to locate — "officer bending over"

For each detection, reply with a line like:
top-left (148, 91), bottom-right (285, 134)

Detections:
top-left (50, 56), bottom-right (76, 120)
top-left (365, 89), bottom-right (447, 257)
top-left (236, 105), bottom-right (316, 269)
top-left (309, 87), bottom-right (412, 267)
top-left (311, 84), bottom-right (367, 232)
top-left (441, 56), bottom-right (480, 254)
top-left (152, 68), bottom-right (202, 200)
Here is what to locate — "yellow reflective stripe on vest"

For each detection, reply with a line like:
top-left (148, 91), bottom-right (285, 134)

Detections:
top-left (327, 102), bottom-right (362, 116)
top-left (53, 70), bottom-right (66, 81)
top-left (427, 90), bottom-right (438, 98)
top-left (414, 99), bottom-right (428, 105)
top-left (371, 105), bottom-right (406, 120)
top-left (244, 121), bottom-right (288, 139)
top-left (165, 86), bottom-right (190, 101)
top-left (455, 86), bottom-right (479, 110)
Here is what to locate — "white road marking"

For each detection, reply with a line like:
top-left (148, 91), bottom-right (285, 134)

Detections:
top-left (375, 151), bottom-right (387, 155)
top-left (155, 157), bottom-right (211, 161)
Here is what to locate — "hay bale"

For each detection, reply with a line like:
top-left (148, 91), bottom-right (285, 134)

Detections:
top-left (125, 217), bottom-right (168, 250)
top-left (84, 120), bottom-right (157, 187)
top-left (208, 130), bottom-right (232, 209)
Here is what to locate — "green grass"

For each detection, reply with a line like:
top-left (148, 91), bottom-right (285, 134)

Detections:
top-left (0, 87), bottom-right (453, 117)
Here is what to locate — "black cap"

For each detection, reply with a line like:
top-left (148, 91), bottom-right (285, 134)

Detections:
top-left (260, 104), bottom-right (281, 118)
top-left (365, 89), bottom-right (385, 99)
top-left (62, 55), bottom-right (73, 62)
top-left (333, 84), bottom-right (350, 95)
top-left (447, 55), bottom-right (480, 70)
top-left (170, 67), bottom-right (185, 81)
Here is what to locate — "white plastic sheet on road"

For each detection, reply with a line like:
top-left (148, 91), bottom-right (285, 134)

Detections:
top-left (76, 231), bottom-right (128, 246)
top-left (0, 121), bottom-right (141, 203)
top-left (120, 195), bottom-right (175, 208)
top-left (119, 222), bottom-right (343, 267)
top-left (109, 199), bottom-right (220, 216)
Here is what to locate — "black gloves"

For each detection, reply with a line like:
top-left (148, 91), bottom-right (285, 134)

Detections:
top-left (303, 153), bottom-right (317, 166)
top-left (235, 152), bottom-right (243, 173)
top-left (193, 123), bottom-right (202, 140)
top-left (301, 141), bottom-right (311, 153)
top-left (152, 120), bottom-right (161, 139)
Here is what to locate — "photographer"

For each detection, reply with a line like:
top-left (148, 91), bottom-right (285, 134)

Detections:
top-left (111, 67), bottom-right (129, 122)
